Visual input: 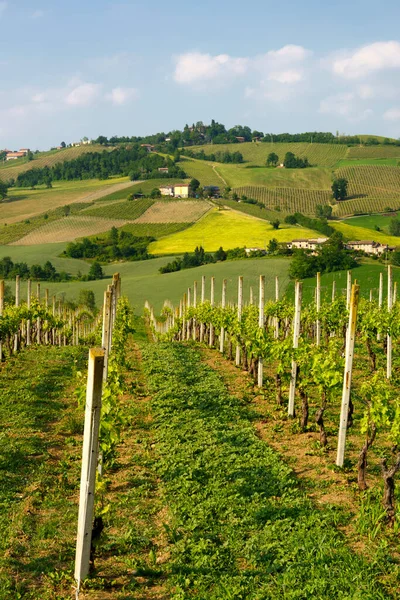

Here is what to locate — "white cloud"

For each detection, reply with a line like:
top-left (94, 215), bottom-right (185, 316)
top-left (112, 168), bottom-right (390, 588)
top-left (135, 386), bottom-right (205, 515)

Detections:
top-left (384, 108), bottom-right (400, 121)
top-left (107, 87), bottom-right (138, 105)
top-left (332, 41), bottom-right (400, 79)
top-left (267, 69), bottom-right (304, 84)
top-left (319, 92), bottom-right (373, 122)
top-left (174, 52), bottom-right (248, 84)
top-left (65, 83), bottom-right (102, 107)
top-left (0, 2), bottom-right (7, 17)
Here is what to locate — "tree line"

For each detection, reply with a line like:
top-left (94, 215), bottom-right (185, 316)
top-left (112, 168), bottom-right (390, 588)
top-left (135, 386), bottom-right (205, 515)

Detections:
top-left (181, 149), bottom-right (244, 163)
top-left (8, 146), bottom-right (186, 188)
top-left (0, 256), bottom-right (104, 282)
top-left (64, 227), bottom-right (154, 262)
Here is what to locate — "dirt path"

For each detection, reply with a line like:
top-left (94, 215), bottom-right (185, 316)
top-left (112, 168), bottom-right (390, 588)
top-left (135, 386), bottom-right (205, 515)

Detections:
top-left (211, 163), bottom-right (227, 187)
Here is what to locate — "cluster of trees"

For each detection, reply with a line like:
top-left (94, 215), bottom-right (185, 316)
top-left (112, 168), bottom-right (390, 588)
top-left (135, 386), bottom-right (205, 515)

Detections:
top-left (65, 227), bottom-right (154, 262)
top-left (0, 256), bottom-right (71, 282)
top-left (289, 233), bottom-right (357, 279)
top-left (283, 152), bottom-right (309, 168)
top-left (332, 178), bottom-right (349, 200)
top-left (389, 216), bottom-right (400, 236)
top-left (11, 146), bottom-right (186, 188)
top-left (284, 212), bottom-right (334, 237)
top-left (181, 149), bottom-right (244, 164)
top-left (159, 246), bottom-right (227, 274)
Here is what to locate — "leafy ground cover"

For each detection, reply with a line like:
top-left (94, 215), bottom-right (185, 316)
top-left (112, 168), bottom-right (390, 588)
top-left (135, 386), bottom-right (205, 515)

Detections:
top-left (140, 341), bottom-right (394, 599)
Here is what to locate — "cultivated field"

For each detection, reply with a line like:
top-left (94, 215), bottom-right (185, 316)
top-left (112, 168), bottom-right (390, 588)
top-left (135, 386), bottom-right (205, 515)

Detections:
top-left (332, 221), bottom-right (400, 246)
top-left (234, 186), bottom-right (332, 215)
top-left (0, 178), bottom-right (130, 225)
top-left (217, 164), bottom-right (332, 190)
top-left (0, 144), bottom-right (113, 181)
top-left (188, 142), bottom-right (348, 167)
top-left (348, 145), bottom-right (400, 159)
top-left (181, 158), bottom-right (222, 187)
top-left (336, 165), bottom-right (400, 200)
top-left (12, 215), bottom-right (128, 245)
top-left (333, 197), bottom-right (400, 217)
top-left (82, 198), bottom-right (154, 220)
top-left (149, 208), bottom-right (317, 254)
top-left (135, 200), bottom-right (210, 223)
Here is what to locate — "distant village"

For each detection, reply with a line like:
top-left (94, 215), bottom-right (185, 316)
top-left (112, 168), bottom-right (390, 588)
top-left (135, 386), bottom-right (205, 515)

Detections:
top-left (1, 139), bottom-right (93, 161)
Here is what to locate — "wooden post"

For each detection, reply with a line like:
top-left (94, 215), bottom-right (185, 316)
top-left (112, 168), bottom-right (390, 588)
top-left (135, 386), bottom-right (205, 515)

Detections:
top-left (220, 279), bottom-right (227, 353)
top-left (235, 276), bottom-right (243, 366)
top-left (26, 280), bottom-right (31, 346)
top-left (394, 282), bottom-right (397, 305)
top-left (288, 281), bottom-right (302, 417)
top-left (336, 283), bottom-right (360, 467)
top-left (52, 295), bottom-right (56, 345)
top-left (0, 280), bottom-right (4, 361)
top-left (274, 276), bottom-right (279, 339)
top-left (101, 290), bottom-right (112, 380)
top-left (193, 281), bottom-right (198, 340)
top-left (209, 277), bottom-right (215, 347)
top-left (14, 276), bottom-right (20, 352)
top-left (44, 289), bottom-right (49, 345)
top-left (37, 283), bottom-right (41, 345)
top-left (387, 265), bottom-right (393, 379)
top-left (377, 272), bottom-right (383, 341)
top-left (316, 272), bottom-right (321, 346)
top-left (369, 289), bottom-right (373, 302)
top-left (257, 275), bottom-right (265, 387)
top-left (346, 271), bottom-right (352, 310)
top-left (332, 280), bottom-right (336, 302)
top-left (200, 275), bottom-right (206, 342)
top-left (249, 287), bottom-right (254, 306)
top-left (74, 348), bottom-right (105, 588)
top-left (186, 288), bottom-right (191, 341)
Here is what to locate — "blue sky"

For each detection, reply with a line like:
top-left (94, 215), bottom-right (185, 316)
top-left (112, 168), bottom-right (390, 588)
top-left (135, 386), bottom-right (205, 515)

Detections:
top-left (1, 0), bottom-right (400, 148)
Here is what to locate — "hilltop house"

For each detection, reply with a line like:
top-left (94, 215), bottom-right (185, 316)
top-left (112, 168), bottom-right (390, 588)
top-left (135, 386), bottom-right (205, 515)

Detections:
top-left (287, 238), bottom-right (328, 251)
top-left (6, 148), bottom-right (30, 160)
top-left (345, 240), bottom-right (396, 255)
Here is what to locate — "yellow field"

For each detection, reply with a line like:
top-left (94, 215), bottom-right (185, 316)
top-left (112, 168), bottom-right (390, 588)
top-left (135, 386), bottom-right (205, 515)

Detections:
top-left (136, 201), bottom-right (210, 223)
top-left (332, 222), bottom-right (400, 246)
top-left (12, 215), bottom-right (128, 245)
top-left (149, 208), bottom-right (317, 254)
top-left (0, 178), bottom-right (130, 225)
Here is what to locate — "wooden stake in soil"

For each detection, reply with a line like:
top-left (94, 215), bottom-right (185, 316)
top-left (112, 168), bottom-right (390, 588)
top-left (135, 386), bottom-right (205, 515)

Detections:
top-left (332, 280), bottom-right (336, 302)
top-left (186, 288), bottom-right (191, 341)
top-left (26, 280), bottom-right (31, 346)
top-left (36, 283), bottom-right (41, 345)
top-left (377, 272), bottom-right (383, 341)
top-left (235, 276), bottom-right (243, 366)
top-left (316, 272), bottom-right (321, 346)
top-left (101, 290), bottom-right (112, 380)
top-left (220, 279), bottom-right (227, 353)
top-left (74, 348), bottom-right (105, 589)
top-left (249, 286), bottom-right (254, 306)
top-left (288, 280), bottom-right (302, 417)
top-left (387, 265), bottom-right (393, 379)
top-left (192, 281), bottom-right (198, 341)
top-left (274, 276), bottom-right (279, 339)
top-left (13, 276), bottom-right (20, 352)
top-left (336, 283), bottom-right (360, 467)
top-left (0, 280), bottom-right (4, 361)
top-left (346, 271), bottom-right (352, 310)
top-left (257, 275), bottom-right (265, 387)
top-left (209, 277), bottom-right (215, 347)
top-left (200, 275), bottom-right (206, 342)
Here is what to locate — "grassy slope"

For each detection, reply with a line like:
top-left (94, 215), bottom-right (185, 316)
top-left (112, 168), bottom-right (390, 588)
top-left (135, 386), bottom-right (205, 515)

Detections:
top-left (0, 177), bottom-right (130, 225)
top-left (336, 158), bottom-right (400, 167)
top-left (180, 157), bottom-right (222, 186)
top-left (342, 214), bottom-right (398, 232)
top-left (82, 198), bottom-right (154, 219)
top-left (348, 145), bottom-right (400, 159)
top-left (217, 164), bottom-right (332, 189)
top-left (150, 208), bottom-right (317, 254)
top-left (332, 221), bottom-right (400, 245)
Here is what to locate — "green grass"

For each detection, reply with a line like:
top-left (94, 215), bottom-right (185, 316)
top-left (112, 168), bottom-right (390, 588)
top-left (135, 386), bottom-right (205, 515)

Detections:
top-left (180, 157), bottom-right (222, 186)
top-left (82, 198), bottom-right (154, 220)
top-left (332, 221), bottom-right (400, 245)
top-left (285, 261), bottom-right (400, 303)
top-left (342, 214), bottom-right (398, 232)
top-left (0, 345), bottom-right (87, 597)
top-left (336, 158), bottom-right (400, 167)
top-left (348, 145), bottom-right (400, 159)
top-left (223, 200), bottom-right (283, 221)
top-left (187, 141), bottom-right (348, 167)
top-left (150, 208), bottom-right (317, 254)
top-left (232, 186), bottom-right (332, 216)
top-left (217, 164), bottom-right (332, 189)
top-left (333, 197), bottom-right (400, 218)
top-left (140, 342), bottom-right (394, 598)
top-left (0, 242), bottom-right (90, 275)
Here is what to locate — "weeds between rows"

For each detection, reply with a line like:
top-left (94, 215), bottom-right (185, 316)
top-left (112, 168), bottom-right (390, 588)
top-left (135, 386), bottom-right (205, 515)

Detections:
top-left (141, 341), bottom-right (396, 599)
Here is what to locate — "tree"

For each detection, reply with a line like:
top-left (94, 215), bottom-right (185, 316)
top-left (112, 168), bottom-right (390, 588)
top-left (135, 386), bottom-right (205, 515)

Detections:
top-left (79, 289), bottom-right (96, 312)
top-left (190, 178), bottom-right (200, 195)
top-left (267, 238), bottom-right (279, 253)
top-left (150, 187), bottom-right (161, 198)
top-left (63, 205), bottom-right (71, 217)
top-left (27, 150), bottom-right (34, 161)
top-left (271, 219), bottom-right (280, 230)
top-left (109, 226), bottom-right (119, 244)
top-left (0, 180), bottom-right (8, 200)
top-left (391, 249), bottom-right (400, 265)
top-left (389, 217), bottom-right (400, 236)
top-left (331, 178), bottom-right (348, 200)
top-left (215, 246), bottom-right (227, 261)
top-left (60, 141), bottom-right (66, 148)
top-left (266, 152), bottom-right (279, 167)
top-left (316, 204), bottom-right (332, 219)
top-left (88, 261), bottom-right (103, 280)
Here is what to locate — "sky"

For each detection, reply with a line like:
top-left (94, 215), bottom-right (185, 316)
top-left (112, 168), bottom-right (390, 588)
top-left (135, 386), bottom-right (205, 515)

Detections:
top-left (1, 0), bottom-right (400, 149)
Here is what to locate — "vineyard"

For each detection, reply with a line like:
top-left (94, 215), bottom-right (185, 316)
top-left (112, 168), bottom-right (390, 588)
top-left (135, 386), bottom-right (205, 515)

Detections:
top-left (233, 185), bottom-right (332, 215)
top-left (333, 196), bottom-right (400, 217)
top-left (82, 198), bottom-right (154, 220)
top-left (348, 145), bottom-right (400, 159)
top-left (336, 165), bottom-right (400, 200)
top-left (134, 200), bottom-right (210, 223)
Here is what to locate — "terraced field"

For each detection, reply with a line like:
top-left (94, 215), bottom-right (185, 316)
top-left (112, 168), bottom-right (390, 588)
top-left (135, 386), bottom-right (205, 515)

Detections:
top-left (181, 158), bottom-right (221, 187)
top-left (234, 186), bottom-right (332, 215)
top-left (348, 145), bottom-right (400, 159)
top-left (336, 165), bottom-right (400, 200)
top-left (82, 198), bottom-right (154, 220)
top-left (219, 164), bottom-right (332, 189)
top-left (187, 142), bottom-right (348, 167)
top-left (0, 144), bottom-right (112, 182)
top-left (135, 200), bottom-right (210, 223)
top-left (333, 197), bottom-right (400, 217)
top-left (12, 215), bottom-right (128, 245)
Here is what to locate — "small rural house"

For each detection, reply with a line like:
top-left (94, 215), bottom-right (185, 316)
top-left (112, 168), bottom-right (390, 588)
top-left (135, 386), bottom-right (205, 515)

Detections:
top-left (158, 167), bottom-right (169, 173)
top-left (345, 241), bottom-right (395, 255)
top-left (235, 136), bottom-right (245, 143)
top-left (140, 144), bottom-right (154, 152)
top-left (159, 185), bottom-right (174, 196)
top-left (287, 238), bottom-right (328, 251)
top-left (174, 183), bottom-right (190, 198)
top-left (6, 150), bottom-right (28, 160)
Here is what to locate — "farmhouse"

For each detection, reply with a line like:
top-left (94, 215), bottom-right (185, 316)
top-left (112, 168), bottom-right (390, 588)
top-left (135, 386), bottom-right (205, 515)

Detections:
top-left (159, 185), bottom-right (174, 196)
top-left (6, 151), bottom-right (27, 160)
top-left (158, 167), bottom-right (169, 173)
top-left (235, 136), bottom-right (245, 143)
top-left (245, 247), bottom-right (267, 255)
top-left (140, 144), bottom-right (154, 152)
top-left (174, 183), bottom-right (190, 198)
top-left (345, 240), bottom-right (395, 255)
top-left (287, 238), bottom-right (328, 251)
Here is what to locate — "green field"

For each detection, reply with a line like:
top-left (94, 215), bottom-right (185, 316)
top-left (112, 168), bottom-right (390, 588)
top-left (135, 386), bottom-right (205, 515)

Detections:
top-left (180, 158), bottom-right (222, 186)
top-left (342, 214), bottom-right (398, 232)
top-left (234, 186), bottom-right (332, 215)
top-left (223, 200), bottom-right (282, 221)
top-left (336, 158), bottom-right (399, 167)
top-left (332, 221), bottom-right (400, 245)
top-left (348, 145), bottom-right (400, 159)
top-left (82, 198), bottom-right (154, 220)
top-left (332, 197), bottom-right (400, 217)
top-left (149, 208), bottom-right (317, 254)
top-left (187, 141), bottom-right (348, 167)
top-left (217, 164), bottom-right (332, 189)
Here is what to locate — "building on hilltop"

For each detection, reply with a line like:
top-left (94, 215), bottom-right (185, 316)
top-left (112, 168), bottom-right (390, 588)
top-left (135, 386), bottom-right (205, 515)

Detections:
top-left (345, 240), bottom-right (396, 255)
top-left (6, 151), bottom-right (27, 160)
top-left (286, 238), bottom-right (328, 251)
top-left (158, 167), bottom-right (169, 173)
